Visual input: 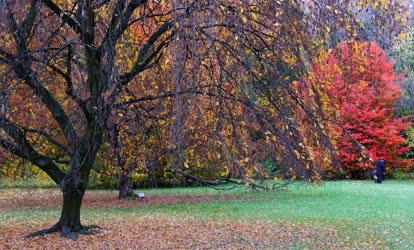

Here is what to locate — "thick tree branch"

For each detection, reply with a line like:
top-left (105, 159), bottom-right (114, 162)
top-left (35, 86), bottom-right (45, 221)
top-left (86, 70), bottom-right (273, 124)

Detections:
top-left (118, 0), bottom-right (148, 36)
top-left (0, 117), bottom-right (65, 184)
top-left (20, 0), bottom-right (39, 42)
top-left (99, 0), bottom-right (127, 52)
top-left (46, 49), bottom-right (90, 121)
top-left (41, 0), bottom-right (82, 34)
top-left (23, 128), bottom-right (69, 153)
top-left (119, 21), bottom-right (174, 84)
top-left (0, 137), bottom-right (21, 156)
top-left (0, 49), bottom-right (14, 64)
top-left (12, 63), bottom-right (79, 148)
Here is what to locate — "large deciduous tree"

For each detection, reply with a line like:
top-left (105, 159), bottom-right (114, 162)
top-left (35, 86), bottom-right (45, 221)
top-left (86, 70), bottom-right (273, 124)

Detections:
top-left (0, 0), bottom-right (356, 237)
top-left (305, 41), bottom-right (411, 173)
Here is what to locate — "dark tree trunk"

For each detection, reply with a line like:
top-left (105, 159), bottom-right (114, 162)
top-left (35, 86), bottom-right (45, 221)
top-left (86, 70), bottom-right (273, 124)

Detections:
top-left (58, 187), bottom-right (84, 233)
top-left (118, 173), bottom-right (134, 199)
top-left (25, 177), bottom-right (88, 239)
top-left (146, 157), bottom-right (158, 188)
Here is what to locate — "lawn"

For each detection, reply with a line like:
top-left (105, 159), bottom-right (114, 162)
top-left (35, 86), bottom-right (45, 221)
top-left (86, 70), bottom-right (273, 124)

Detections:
top-left (0, 180), bottom-right (413, 249)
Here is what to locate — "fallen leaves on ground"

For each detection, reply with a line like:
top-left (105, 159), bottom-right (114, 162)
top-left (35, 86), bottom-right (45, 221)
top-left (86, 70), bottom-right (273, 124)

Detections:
top-left (0, 189), bottom-right (244, 212)
top-left (0, 217), bottom-right (380, 249)
top-left (0, 188), bottom-right (391, 249)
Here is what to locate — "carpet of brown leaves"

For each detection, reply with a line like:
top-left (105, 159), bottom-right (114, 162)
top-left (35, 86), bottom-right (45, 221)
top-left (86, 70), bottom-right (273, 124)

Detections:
top-left (0, 218), bottom-right (377, 249)
top-left (0, 189), bottom-right (244, 212)
top-left (0, 189), bottom-right (381, 249)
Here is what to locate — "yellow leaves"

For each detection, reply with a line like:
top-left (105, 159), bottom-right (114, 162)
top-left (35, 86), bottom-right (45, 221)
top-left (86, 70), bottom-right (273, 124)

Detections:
top-left (396, 32), bottom-right (410, 42)
top-left (325, 5), bottom-right (340, 15)
top-left (293, 150), bottom-right (301, 159)
top-left (159, 0), bottom-right (167, 7)
top-left (239, 157), bottom-right (250, 166)
top-left (320, 93), bottom-right (331, 110)
top-left (344, 25), bottom-right (353, 32)
top-left (219, 5), bottom-right (226, 12)
top-left (274, 176), bottom-right (282, 181)
top-left (159, 120), bottom-right (167, 126)
top-left (264, 131), bottom-right (273, 142)
top-left (224, 127), bottom-right (233, 137)
top-left (246, 167), bottom-right (254, 177)
top-left (372, 0), bottom-right (391, 9)
top-left (251, 12), bottom-right (258, 21)
top-left (281, 52), bottom-right (297, 66)
top-left (308, 150), bottom-right (315, 161)
top-left (188, 147), bottom-right (196, 156)
top-left (257, 96), bottom-right (271, 106)
top-left (216, 152), bottom-right (221, 159)
top-left (161, 58), bottom-right (170, 70)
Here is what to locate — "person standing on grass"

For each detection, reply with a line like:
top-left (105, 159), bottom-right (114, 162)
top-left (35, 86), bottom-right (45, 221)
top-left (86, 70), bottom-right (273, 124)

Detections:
top-left (374, 159), bottom-right (385, 183)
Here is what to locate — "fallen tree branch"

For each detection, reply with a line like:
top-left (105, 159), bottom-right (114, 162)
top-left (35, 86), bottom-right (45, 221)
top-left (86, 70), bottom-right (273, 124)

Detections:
top-left (172, 168), bottom-right (293, 191)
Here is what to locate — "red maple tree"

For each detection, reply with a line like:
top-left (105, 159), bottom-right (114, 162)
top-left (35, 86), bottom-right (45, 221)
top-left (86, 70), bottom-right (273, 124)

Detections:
top-left (308, 41), bottom-right (411, 170)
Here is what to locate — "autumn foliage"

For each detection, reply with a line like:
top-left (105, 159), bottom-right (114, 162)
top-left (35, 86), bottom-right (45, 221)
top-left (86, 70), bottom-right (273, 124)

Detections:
top-left (306, 41), bottom-right (411, 171)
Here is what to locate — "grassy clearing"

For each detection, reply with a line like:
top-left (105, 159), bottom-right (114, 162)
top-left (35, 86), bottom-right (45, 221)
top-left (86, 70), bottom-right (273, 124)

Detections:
top-left (1, 180), bottom-right (413, 248)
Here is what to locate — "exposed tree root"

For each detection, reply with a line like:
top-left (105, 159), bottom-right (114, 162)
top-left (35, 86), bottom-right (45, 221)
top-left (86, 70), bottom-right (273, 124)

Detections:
top-left (25, 222), bottom-right (62, 238)
top-left (60, 226), bottom-right (79, 240)
top-left (25, 223), bottom-right (103, 240)
top-left (79, 224), bottom-right (103, 235)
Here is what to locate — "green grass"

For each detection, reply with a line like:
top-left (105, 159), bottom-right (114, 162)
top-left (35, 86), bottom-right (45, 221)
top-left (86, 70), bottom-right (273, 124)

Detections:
top-left (1, 180), bottom-right (413, 248)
